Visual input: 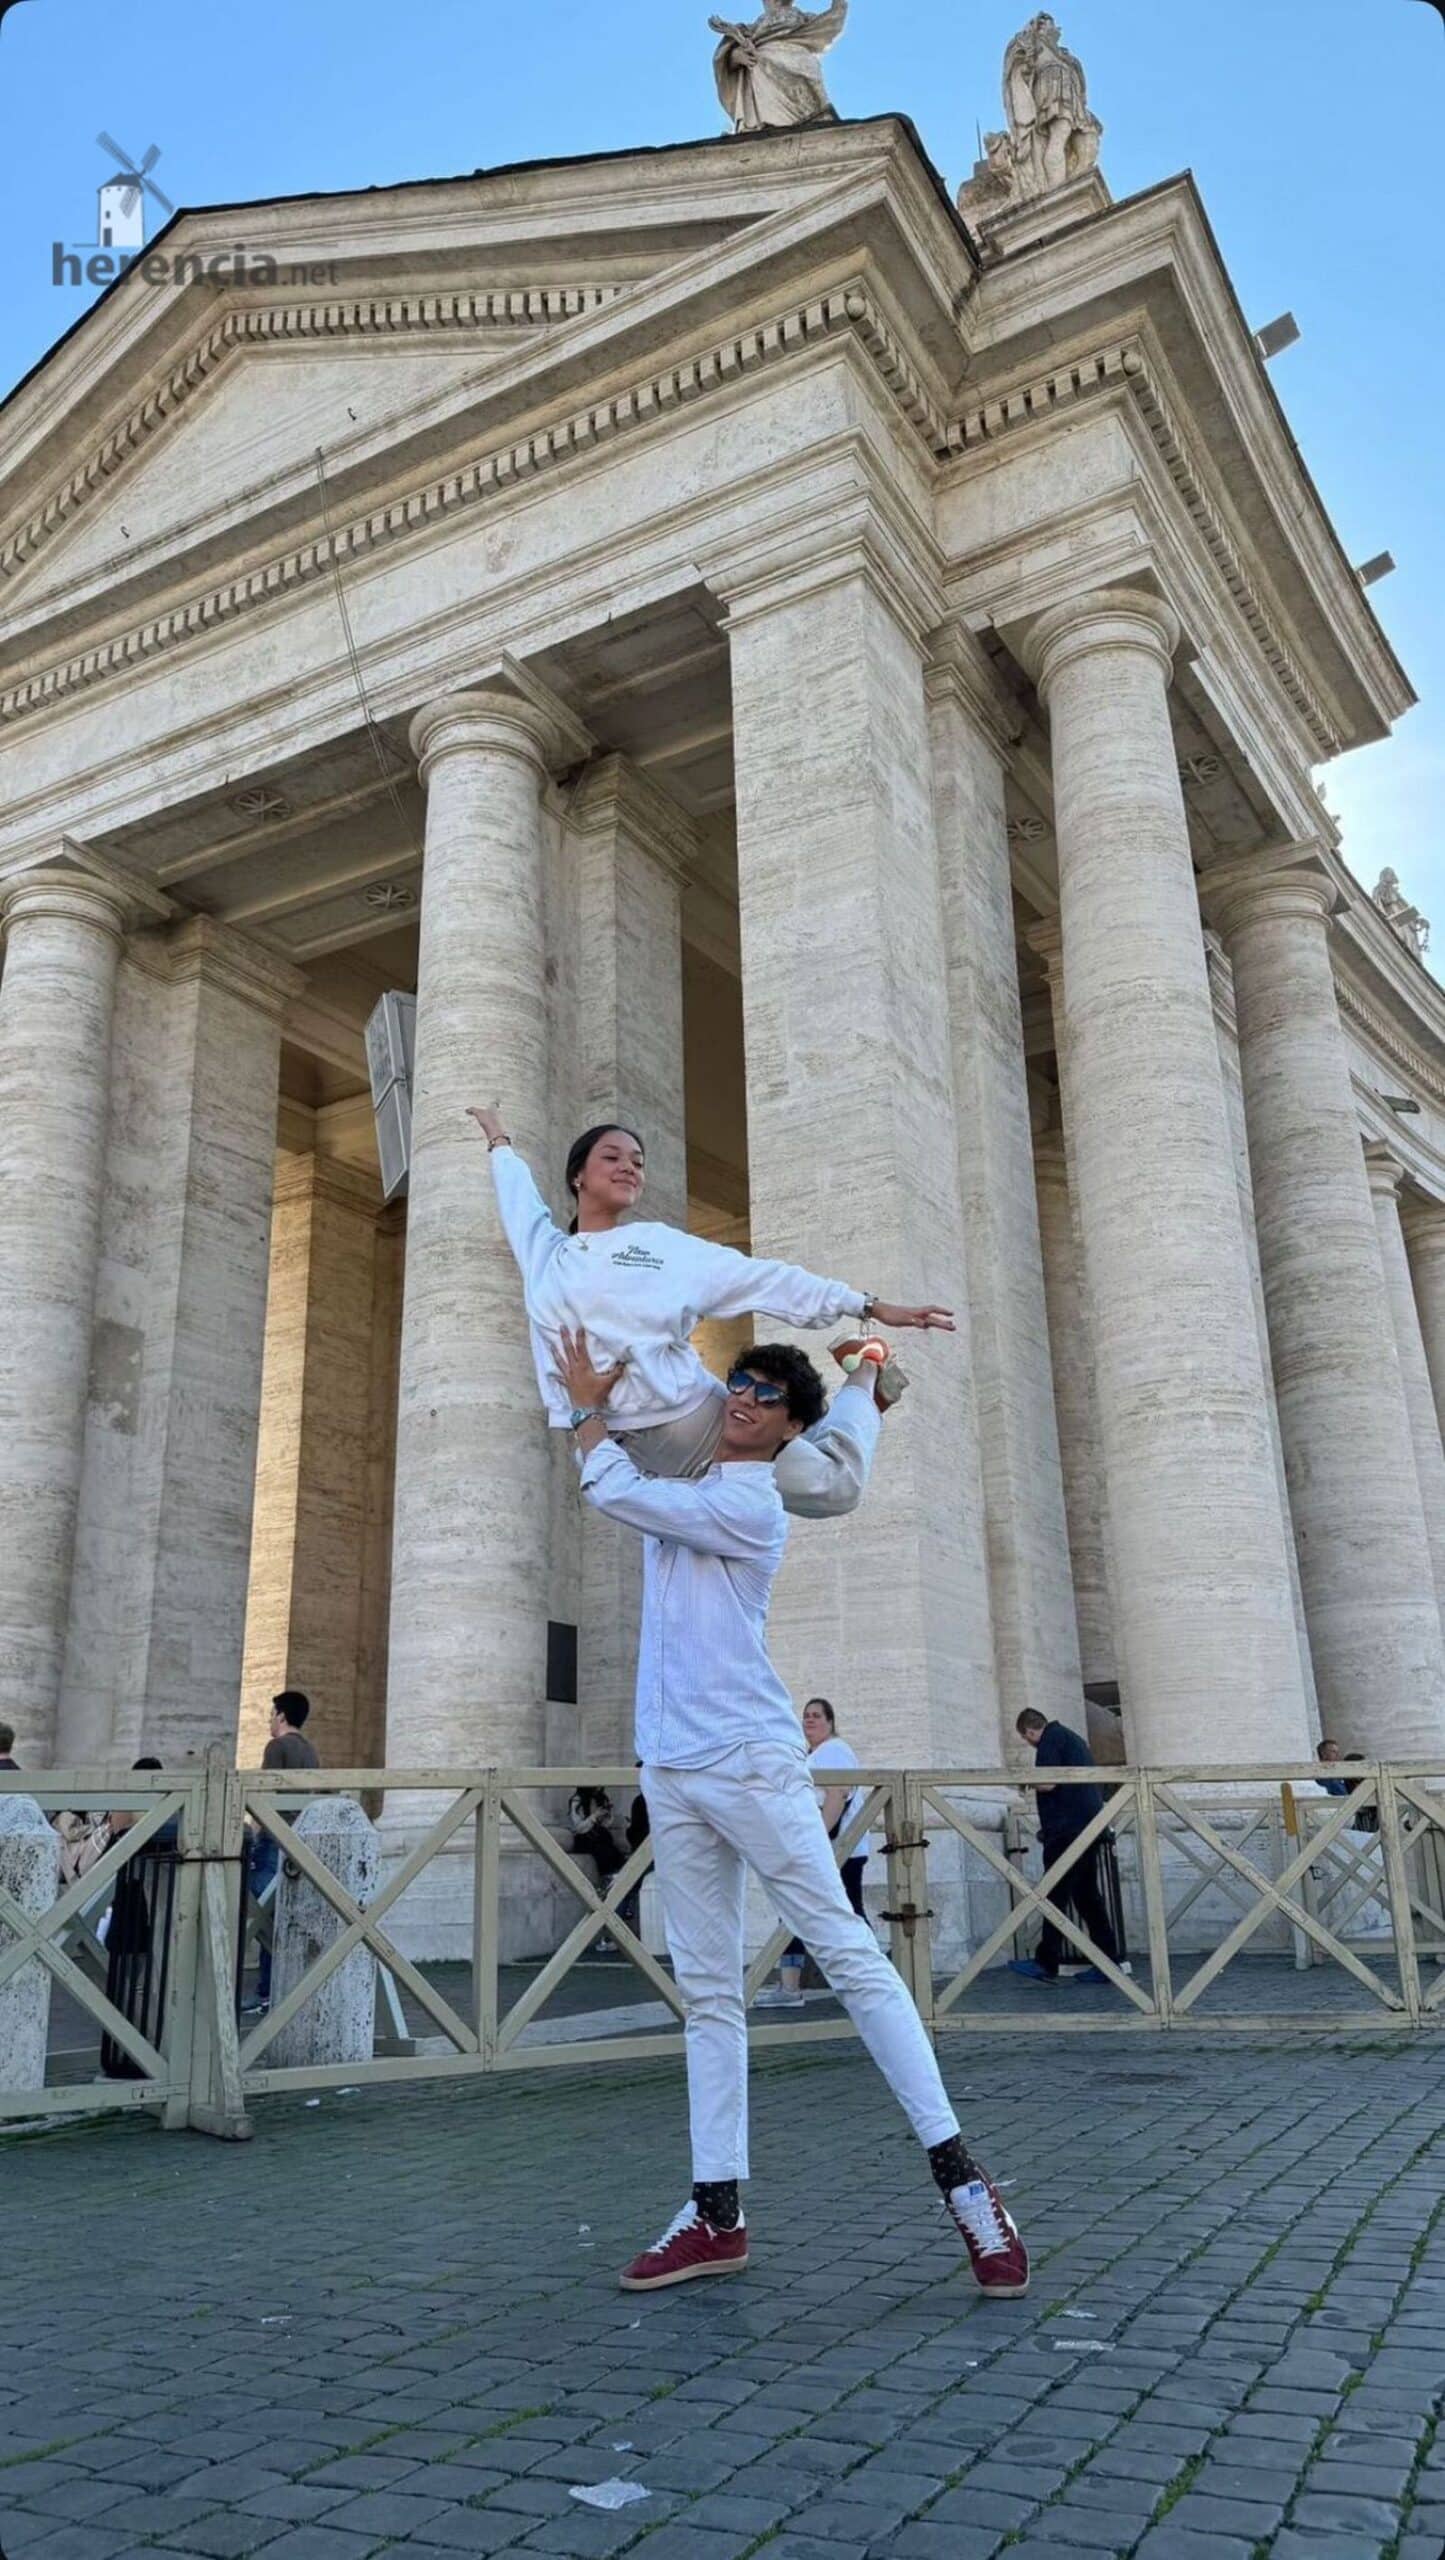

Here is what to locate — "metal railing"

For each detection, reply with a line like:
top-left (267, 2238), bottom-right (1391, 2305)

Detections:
top-left (3, 1754), bottom-right (1443, 2138)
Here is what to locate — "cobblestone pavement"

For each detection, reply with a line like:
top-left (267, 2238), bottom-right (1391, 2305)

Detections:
top-left (6, 2033), bottom-right (1445, 2560)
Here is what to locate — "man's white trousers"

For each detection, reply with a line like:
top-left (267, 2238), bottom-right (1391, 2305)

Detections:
top-left (643, 1743), bottom-right (961, 2180)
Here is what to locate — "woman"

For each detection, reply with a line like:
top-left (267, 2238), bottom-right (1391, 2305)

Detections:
top-left (471, 1108), bottom-right (954, 1515)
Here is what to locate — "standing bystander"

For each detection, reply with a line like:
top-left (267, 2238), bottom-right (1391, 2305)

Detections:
top-left (1010, 1708), bottom-right (1122, 1985)
top-left (758, 1697), bottom-right (875, 2006)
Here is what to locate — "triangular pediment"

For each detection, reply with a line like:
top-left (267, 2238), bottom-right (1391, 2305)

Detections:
top-left (0, 134), bottom-right (873, 630)
top-left (1, 329), bottom-right (561, 613)
top-left (0, 122), bottom-right (964, 667)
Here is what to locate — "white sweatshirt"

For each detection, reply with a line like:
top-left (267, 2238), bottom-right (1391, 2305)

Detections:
top-left (490, 1145), bottom-right (867, 1431)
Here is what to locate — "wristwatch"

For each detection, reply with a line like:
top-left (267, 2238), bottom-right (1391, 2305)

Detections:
top-left (569, 1406), bottom-right (607, 1431)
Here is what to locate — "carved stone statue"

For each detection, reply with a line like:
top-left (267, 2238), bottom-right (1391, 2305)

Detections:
top-left (1373, 867), bottom-right (1432, 959)
top-left (710, 1), bottom-right (848, 132)
top-left (960, 13), bottom-right (1102, 221)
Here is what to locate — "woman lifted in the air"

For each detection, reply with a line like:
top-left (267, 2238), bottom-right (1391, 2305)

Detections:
top-left (469, 1108), bottom-right (954, 1516)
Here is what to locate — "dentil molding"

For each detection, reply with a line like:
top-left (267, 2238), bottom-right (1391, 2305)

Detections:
top-left (0, 294), bottom-right (1340, 768)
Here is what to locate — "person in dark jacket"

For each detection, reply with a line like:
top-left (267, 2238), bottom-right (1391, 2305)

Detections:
top-left (1010, 1709), bottom-right (1120, 1984)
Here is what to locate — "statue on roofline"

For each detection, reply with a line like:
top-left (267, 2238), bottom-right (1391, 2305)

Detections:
top-left (710, 0), bottom-right (848, 133)
top-left (960, 13), bottom-right (1102, 221)
top-left (1373, 867), bottom-right (1432, 959)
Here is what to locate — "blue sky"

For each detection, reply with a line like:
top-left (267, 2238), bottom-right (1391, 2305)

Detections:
top-left (0, 0), bottom-right (1439, 935)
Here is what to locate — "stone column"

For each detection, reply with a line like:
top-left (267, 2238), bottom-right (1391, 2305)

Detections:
top-left (57, 920), bottom-right (297, 1768)
top-left (725, 555), bottom-right (999, 1764)
top-left (1204, 935), bottom-right (1319, 1730)
top-left (1026, 589), bottom-right (1311, 1762)
top-left (1367, 1145), bottom-right (1445, 1627)
top-left (1214, 870), bottom-right (1445, 1756)
top-left (240, 1152), bottom-right (389, 1770)
top-left (926, 630), bottom-right (1084, 1743)
top-left (1033, 1131), bottom-right (1116, 1698)
top-left (1401, 1197), bottom-right (1445, 1443)
top-left (569, 759), bottom-right (693, 1765)
top-left (0, 860), bottom-right (140, 1751)
top-left (387, 690), bottom-right (572, 1772)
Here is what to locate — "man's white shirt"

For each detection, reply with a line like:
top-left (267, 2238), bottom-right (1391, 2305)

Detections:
top-left (578, 1440), bottom-right (804, 1769)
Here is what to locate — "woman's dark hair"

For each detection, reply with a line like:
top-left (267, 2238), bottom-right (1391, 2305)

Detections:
top-left (564, 1124), bottom-right (644, 1235)
top-left (805, 1697), bottom-right (837, 1730)
top-left (743, 1342), bottom-right (828, 1431)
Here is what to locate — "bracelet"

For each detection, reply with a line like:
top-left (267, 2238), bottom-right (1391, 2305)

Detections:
top-left (487, 1134), bottom-right (512, 1152)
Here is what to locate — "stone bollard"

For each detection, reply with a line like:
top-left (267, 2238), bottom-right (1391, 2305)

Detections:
top-left (269, 1798), bottom-right (379, 2071)
top-left (0, 1795), bottom-right (62, 2094)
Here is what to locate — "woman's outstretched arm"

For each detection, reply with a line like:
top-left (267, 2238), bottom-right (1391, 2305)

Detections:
top-left (691, 1236), bottom-right (954, 1335)
top-left (469, 1107), bottom-right (560, 1284)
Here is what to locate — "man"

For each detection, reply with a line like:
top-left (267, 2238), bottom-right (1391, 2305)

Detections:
top-left (560, 1324), bottom-right (1028, 2299)
top-left (0, 1721), bottom-right (18, 1770)
top-left (246, 1692), bottom-right (320, 2010)
top-left (1316, 1738), bottom-right (1351, 1798)
top-left (758, 1695), bottom-right (874, 2008)
top-left (1010, 1707), bottom-right (1121, 1985)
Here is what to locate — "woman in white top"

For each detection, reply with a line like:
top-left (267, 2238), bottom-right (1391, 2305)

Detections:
top-left (471, 1108), bottom-right (955, 1517)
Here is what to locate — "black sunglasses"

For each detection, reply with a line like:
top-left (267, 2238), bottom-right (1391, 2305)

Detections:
top-left (726, 1369), bottom-right (790, 1408)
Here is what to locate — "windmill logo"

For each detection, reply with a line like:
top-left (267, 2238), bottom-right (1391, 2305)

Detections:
top-left (95, 131), bottom-right (174, 250)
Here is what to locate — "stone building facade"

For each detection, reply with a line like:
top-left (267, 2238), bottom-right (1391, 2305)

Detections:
top-left (2, 99), bottom-right (1443, 1819)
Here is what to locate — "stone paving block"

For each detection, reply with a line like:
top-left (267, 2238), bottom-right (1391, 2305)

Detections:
top-left (1131, 2529), bottom-right (1258, 2560)
top-left (157, 2516), bottom-right (287, 2556)
top-left (881, 2528), bottom-right (1010, 2560)
top-left (1152, 2489), bottom-right (1290, 2538)
top-left (320, 2488), bottom-right (457, 2538)
top-left (405, 2512), bottom-right (537, 2553)
top-left (1290, 2491), bottom-right (1405, 2535)
top-left (1307, 2454), bottom-right (1417, 2499)
top-left (102, 2492), bottom-right (230, 2537)
top-left (1269, 2536), bottom-right (1396, 2560)
top-left (675, 2490), bottom-right (799, 2535)
top-left (258, 2528), bottom-right (390, 2560)
top-left (913, 2482), bottom-right (1040, 2532)
top-left (7, 2479), bottom-right (122, 2525)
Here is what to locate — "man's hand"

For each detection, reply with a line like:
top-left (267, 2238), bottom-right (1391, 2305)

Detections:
top-left (557, 1325), bottom-right (628, 1416)
top-left (870, 1301), bottom-right (956, 1334)
top-left (467, 1105), bottom-right (509, 1147)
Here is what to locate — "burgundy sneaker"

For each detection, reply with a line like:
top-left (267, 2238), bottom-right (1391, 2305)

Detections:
top-left (619, 2200), bottom-right (750, 2293)
top-left (946, 2172), bottom-right (1030, 2297)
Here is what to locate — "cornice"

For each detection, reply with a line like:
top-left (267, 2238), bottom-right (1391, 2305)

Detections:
top-left (943, 338), bottom-right (1341, 757)
top-left (1334, 975), bottom-right (1445, 1115)
top-left (0, 281), bottom-right (937, 731)
top-left (0, 306), bottom-right (1354, 776)
top-left (0, 287), bottom-right (623, 591)
top-left (0, 833), bottom-right (173, 924)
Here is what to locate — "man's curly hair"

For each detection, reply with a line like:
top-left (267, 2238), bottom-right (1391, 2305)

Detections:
top-left (742, 1342), bottom-right (828, 1432)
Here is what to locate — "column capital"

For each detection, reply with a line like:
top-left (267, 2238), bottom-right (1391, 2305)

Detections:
top-left (163, 916), bottom-right (306, 1022)
top-left (1400, 1194), bottom-right (1445, 1261)
top-left (0, 837), bottom-right (172, 945)
top-left (1025, 913), bottom-right (1064, 988)
top-left (567, 754), bottom-right (699, 886)
top-left (1021, 587), bottom-right (1181, 703)
top-left (1203, 854), bottom-right (1338, 943)
top-left (923, 620), bottom-right (1025, 759)
top-left (706, 491), bottom-right (944, 653)
top-left (409, 661), bottom-right (591, 790)
top-left (1364, 1141), bottom-right (1407, 1205)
